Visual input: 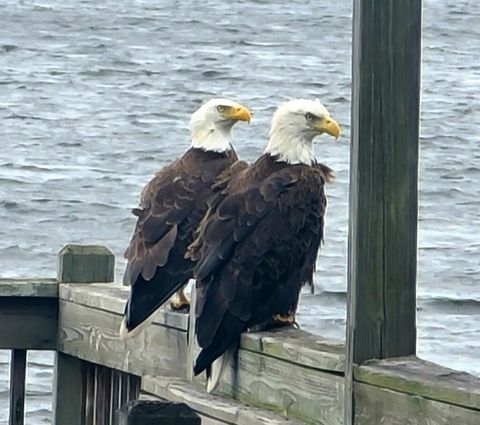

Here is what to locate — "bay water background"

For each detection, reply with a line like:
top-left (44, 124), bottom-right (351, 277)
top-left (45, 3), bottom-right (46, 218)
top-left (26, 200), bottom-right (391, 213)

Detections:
top-left (1, 0), bottom-right (479, 422)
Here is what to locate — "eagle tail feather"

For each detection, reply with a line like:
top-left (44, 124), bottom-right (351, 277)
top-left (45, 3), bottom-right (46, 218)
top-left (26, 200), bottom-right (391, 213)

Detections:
top-left (206, 348), bottom-right (233, 394)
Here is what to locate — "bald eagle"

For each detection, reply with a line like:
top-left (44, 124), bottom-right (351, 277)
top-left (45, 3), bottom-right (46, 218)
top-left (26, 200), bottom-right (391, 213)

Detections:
top-left (120, 98), bottom-right (251, 337)
top-left (187, 98), bottom-right (340, 392)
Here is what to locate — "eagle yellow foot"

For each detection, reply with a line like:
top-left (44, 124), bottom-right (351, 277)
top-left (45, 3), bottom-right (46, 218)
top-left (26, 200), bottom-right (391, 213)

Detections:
top-left (169, 290), bottom-right (190, 312)
top-left (272, 314), bottom-right (300, 329)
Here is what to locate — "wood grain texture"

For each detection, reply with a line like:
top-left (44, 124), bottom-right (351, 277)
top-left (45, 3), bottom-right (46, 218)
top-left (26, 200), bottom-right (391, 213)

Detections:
top-left (218, 348), bottom-right (344, 425)
top-left (241, 328), bottom-right (344, 373)
top-left (95, 365), bottom-right (111, 425)
top-left (0, 297), bottom-right (57, 350)
top-left (57, 244), bottom-right (115, 283)
top-left (85, 363), bottom-right (95, 425)
top-left (9, 349), bottom-right (27, 425)
top-left (110, 370), bottom-right (122, 425)
top-left (355, 382), bottom-right (480, 425)
top-left (57, 300), bottom-right (188, 378)
top-left (347, 0), bottom-right (421, 362)
top-left (347, 1), bottom-right (422, 423)
top-left (0, 278), bottom-right (57, 298)
top-left (355, 356), bottom-right (480, 411)
top-left (59, 284), bottom-right (188, 331)
top-left (52, 353), bottom-right (86, 425)
top-left (142, 375), bottom-right (303, 425)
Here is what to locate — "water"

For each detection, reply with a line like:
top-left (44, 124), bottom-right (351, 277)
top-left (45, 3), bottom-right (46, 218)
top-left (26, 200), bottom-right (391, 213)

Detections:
top-left (1, 0), bottom-right (479, 422)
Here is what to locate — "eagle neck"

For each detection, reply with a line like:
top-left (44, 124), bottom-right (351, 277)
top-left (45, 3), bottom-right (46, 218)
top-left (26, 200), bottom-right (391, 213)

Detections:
top-left (264, 130), bottom-right (315, 165)
top-left (190, 125), bottom-right (233, 153)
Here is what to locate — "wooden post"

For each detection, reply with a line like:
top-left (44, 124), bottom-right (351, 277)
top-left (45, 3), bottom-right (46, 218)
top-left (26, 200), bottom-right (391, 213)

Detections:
top-left (346, 0), bottom-right (422, 424)
top-left (53, 244), bottom-right (115, 425)
top-left (117, 400), bottom-right (201, 425)
top-left (9, 349), bottom-right (27, 425)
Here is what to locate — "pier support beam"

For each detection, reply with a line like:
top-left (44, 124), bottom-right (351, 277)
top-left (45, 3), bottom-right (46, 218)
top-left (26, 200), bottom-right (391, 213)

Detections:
top-left (53, 244), bottom-right (115, 425)
top-left (345, 0), bottom-right (422, 424)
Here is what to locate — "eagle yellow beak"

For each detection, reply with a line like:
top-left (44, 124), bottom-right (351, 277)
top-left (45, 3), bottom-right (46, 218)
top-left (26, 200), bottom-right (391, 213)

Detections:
top-left (225, 105), bottom-right (252, 123)
top-left (315, 116), bottom-right (341, 139)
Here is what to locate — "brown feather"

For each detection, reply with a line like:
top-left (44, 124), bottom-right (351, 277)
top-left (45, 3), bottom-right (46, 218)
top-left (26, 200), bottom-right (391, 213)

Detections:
top-left (192, 153), bottom-right (330, 376)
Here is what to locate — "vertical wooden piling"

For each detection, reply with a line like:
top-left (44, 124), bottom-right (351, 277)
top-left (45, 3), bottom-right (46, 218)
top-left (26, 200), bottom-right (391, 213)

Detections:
top-left (9, 349), bottom-right (27, 425)
top-left (117, 400), bottom-right (201, 425)
top-left (53, 244), bottom-right (115, 425)
top-left (346, 1), bottom-right (423, 424)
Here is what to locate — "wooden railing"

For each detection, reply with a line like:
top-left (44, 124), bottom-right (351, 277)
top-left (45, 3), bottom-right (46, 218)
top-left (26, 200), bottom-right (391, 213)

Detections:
top-left (1, 245), bottom-right (479, 425)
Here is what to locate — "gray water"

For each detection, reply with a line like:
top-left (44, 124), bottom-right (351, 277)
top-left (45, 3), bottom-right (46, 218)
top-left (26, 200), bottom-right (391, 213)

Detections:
top-left (1, 0), bottom-right (479, 422)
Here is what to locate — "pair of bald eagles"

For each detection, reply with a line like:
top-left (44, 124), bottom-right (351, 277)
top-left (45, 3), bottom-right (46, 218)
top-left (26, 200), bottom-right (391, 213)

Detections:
top-left (120, 97), bottom-right (340, 392)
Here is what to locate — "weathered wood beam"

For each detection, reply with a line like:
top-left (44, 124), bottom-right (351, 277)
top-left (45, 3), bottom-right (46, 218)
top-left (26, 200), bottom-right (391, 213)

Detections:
top-left (52, 353), bottom-right (89, 425)
top-left (346, 1), bottom-right (422, 423)
top-left (53, 244), bottom-right (115, 425)
top-left (355, 382), bottom-right (480, 425)
top-left (218, 346), bottom-right (344, 424)
top-left (347, 0), bottom-right (422, 366)
top-left (57, 299), bottom-right (188, 378)
top-left (0, 278), bottom-right (57, 298)
top-left (355, 356), bottom-right (480, 412)
top-left (57, 244), bottom-right (115, 283)
top-left (0, 297), bottom-right (57, 350)
top-left (9, 349), bottom-right (27, 425)
top-left (142, 376), bottom-right (305, 425)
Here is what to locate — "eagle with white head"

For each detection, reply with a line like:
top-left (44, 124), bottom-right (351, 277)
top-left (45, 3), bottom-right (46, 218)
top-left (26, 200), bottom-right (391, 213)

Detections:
top-left (120, 98), bottom-right (251, 338)
top-left (187, 98), bottom-right (340, 392)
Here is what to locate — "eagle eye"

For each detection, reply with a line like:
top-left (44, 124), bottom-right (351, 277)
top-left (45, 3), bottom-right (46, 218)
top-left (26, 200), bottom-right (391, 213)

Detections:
top-left (305, 113), bottom-right (315, 121)
top-left (217, 105), bottom-right (227, 113)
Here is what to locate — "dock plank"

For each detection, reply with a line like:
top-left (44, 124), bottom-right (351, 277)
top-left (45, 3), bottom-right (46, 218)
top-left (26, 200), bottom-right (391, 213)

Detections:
top-left (142, 375), bottom-right (303, 425)
top-left (355, 382), bottom-right (480, 425)
top-left (355, 356), bottom-right (480, 411)
top-left (0, 278), bottom-right (57, 298)
top-left (219, 348), bottom-right (344, 425)
top-left (241, 328), bottom-right (344, 373)
top-left (58, 299), bottom-right (188, 378)
top-left (59, 284), bottom-right (188, 331)
top-left (0, 297), bottom-right (57, 350)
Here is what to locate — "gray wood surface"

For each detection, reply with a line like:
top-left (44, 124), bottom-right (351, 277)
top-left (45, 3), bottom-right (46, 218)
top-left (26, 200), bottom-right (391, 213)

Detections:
top-left (52, 353), bottom-right (86, 425)
top-left (59, 283), bottom-right (188, 331)
top-left (218, 348), bottom-right (344, 425)
top-left (58, 244), bottom-right (115, 283)
top-left (58, 300), bottom-right (188, 378)
top-left (355, 356), bottom-right (480, 411)
top-left (347, 0), bottom-right (421, 366)
top-left (0, 278), bottom-right (57, 298)
top-left (9, 349), bottom-right (27, 425)
top-left (95, 365), bottom-right (111, 425)
top-left (0, 297), bottom-right (57, 350)
top-left (241, 328), bottom-right (345, 373)
top-left (346, 1), bottom-right (422, 424)
top-left (355, 382), bottom-right (480, 425)
top-left (143, 376), bottom-right (304, 425)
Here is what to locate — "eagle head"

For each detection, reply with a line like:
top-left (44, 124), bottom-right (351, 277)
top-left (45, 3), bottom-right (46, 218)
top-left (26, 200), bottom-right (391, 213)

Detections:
top-left (265, 98), bottom-right (341, 165)
top-left (190, 98), bottom-right (251, 152)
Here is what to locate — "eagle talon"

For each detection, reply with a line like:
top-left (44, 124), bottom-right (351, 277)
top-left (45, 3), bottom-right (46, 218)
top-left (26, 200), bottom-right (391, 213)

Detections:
top-left (272, 314), bottom-right (296, 327)
top-left (170, 289), bottom-right (190, 312)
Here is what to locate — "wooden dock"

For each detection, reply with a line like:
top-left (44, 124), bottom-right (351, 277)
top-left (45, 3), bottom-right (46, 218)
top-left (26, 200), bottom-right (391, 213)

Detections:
top-left (2, 0), bottom-right (479, 423)
top-left (1, 245), bottom-right (480, 424)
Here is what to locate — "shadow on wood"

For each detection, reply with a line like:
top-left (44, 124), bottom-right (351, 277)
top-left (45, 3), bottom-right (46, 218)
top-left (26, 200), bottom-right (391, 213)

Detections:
top-left (118, 400), bottom-right (201, 425)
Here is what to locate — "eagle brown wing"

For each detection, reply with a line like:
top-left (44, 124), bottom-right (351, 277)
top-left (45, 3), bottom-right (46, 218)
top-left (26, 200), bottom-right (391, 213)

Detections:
top-left (190, 155), bottom-right (328, 376)
top-left (122, 148), bottom-right (239, 334)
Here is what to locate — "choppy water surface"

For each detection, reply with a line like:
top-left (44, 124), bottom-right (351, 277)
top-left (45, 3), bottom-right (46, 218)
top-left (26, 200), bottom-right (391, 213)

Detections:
top-left (1, 0), bottom-right (479, 422)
